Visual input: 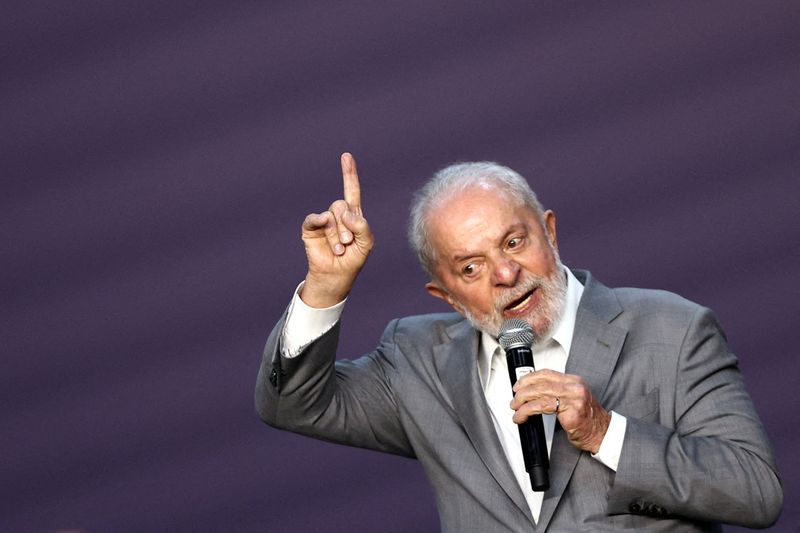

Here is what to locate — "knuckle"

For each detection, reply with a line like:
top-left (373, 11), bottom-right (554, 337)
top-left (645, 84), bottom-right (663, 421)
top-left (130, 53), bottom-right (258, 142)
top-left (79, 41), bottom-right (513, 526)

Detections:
top-left (330, 199), bottom-right (348, 213)
top-left (580, 387), bottom-right (592, 403)
top-left (568, 382), bottom-right (584, 397)
top-left (303, 212), bottom-right (321, 226)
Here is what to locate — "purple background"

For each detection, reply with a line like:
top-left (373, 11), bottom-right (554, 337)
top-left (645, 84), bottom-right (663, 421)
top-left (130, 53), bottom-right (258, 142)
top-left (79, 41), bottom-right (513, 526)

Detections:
top-left (2, 1), bottom-right (798, 531)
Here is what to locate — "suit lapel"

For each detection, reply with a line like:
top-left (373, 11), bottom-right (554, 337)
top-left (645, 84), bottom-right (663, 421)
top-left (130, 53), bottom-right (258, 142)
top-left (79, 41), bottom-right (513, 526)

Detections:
top-left (537, 271), bottom-right (628, 531)
top-left (432, 319), bottom-right (534, 524)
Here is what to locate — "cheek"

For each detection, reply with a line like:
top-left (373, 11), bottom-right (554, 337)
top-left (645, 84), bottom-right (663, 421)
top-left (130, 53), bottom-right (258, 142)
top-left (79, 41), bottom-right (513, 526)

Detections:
top-left (522, 248), bottom-right (557, 275)
top-left (462, 290), bottom-right (497, 314)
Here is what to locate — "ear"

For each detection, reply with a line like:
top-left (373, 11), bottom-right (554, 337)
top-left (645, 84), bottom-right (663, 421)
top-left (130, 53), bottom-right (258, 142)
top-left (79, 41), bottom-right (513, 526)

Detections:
top-left (543, 209), bottom-right (558, 253)
top-left (425, 282), bottom-right (463, 313)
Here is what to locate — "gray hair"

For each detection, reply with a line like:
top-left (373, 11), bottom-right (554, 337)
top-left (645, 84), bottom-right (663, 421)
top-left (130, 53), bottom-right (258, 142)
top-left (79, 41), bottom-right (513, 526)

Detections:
top-left (408, 161), bottom-right (545, 279)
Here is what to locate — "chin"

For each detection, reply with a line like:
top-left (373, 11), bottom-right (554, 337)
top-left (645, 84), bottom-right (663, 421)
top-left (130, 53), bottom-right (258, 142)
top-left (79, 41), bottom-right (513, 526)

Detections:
top-left (529, 317), bottom-right (555, 343)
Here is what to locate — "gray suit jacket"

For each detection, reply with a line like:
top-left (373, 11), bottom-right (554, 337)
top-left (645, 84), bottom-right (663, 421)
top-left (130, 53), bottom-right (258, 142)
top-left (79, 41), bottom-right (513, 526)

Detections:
top-left (256, 270), bottom-right (782, 532)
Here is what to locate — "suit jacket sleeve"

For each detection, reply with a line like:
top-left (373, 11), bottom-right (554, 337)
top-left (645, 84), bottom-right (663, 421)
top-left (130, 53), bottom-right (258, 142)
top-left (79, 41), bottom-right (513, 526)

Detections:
top-left (606, 306), bottom-right (783, 527)
top-left (255, 312), bottom-right (415, 458)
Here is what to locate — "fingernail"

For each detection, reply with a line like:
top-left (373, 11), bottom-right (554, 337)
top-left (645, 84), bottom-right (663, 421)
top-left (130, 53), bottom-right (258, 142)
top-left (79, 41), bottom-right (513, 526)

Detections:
top-left (334, 243), bottom-right (344, 254)
top-left (340, 231), bottom-right (352, 243)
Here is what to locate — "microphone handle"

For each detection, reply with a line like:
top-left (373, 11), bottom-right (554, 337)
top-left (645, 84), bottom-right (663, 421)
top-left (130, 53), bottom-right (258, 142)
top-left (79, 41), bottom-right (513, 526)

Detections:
top-left (506, 345), bottom-right (550, 491)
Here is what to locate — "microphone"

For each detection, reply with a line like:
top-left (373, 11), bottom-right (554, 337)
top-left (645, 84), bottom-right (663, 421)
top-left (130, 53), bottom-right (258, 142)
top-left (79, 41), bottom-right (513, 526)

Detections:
top-left (498, 318), bottom-right (550, 492)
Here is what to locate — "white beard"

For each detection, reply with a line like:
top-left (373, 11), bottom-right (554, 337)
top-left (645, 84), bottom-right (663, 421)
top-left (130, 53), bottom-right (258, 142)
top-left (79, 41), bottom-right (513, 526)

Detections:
top-left (459, 256), bottom-right (568, 343)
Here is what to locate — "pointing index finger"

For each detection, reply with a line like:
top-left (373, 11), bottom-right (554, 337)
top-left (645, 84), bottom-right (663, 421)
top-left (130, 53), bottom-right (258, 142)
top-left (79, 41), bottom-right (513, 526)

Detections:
top-left (341, 152), bottom-right (362, 214)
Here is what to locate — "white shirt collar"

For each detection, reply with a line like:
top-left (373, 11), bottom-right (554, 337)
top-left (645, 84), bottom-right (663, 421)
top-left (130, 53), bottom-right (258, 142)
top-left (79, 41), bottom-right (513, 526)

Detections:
top-left (478, 266), bottom-right (585, 388)
top-left (550, 266), bottom-right (584, 358)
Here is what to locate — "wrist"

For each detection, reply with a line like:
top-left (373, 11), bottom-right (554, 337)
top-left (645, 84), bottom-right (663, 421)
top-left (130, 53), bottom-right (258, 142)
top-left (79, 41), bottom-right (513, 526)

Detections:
top-left (300, 274), bottom-right (351, 308)
top-left (588, 408), bottom-right (612, 454)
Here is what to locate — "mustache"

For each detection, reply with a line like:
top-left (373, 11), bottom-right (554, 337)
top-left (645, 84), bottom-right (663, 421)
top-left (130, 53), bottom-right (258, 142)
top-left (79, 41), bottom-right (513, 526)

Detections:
top-left (493, 276), bottom-right (543, 311)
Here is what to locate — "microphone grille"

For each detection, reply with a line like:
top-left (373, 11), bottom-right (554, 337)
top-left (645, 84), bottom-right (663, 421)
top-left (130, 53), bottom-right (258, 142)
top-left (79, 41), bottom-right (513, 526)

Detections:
top-left (498, 319), bottom-right (535, 350)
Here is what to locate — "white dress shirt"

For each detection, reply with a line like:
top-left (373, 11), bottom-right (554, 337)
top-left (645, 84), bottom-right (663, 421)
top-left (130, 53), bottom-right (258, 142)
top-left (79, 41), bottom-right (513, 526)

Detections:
top-left (477, 268), bottom-right (626, 522)
top-left (280, 268), bottom-right (627, 523)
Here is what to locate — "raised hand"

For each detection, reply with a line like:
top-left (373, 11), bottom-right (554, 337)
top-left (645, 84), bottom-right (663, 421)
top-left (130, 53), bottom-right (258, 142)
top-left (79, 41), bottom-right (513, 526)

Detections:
top-left (299, 153), bottom-right (374, 308)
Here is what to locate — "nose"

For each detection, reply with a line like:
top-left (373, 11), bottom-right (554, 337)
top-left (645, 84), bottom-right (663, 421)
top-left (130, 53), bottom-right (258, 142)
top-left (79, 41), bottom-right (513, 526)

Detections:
top-left (491, 257), bottom-right (520, 287)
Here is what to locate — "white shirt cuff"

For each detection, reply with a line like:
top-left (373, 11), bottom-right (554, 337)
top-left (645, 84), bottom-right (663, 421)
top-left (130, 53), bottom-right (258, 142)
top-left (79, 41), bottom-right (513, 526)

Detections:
top-left (591, 410), bottom-right (627, 472)
top-left (280, 282), bottom-right (346, 358)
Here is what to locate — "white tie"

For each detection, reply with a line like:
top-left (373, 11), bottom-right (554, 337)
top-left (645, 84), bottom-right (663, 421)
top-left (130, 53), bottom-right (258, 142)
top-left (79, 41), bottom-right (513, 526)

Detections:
top-left (484, 347), bottom-right (544, 523)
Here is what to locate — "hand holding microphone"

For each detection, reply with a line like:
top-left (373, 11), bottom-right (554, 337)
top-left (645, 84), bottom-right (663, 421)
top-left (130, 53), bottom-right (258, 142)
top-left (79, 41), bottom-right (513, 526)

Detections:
top-left (502, 318), bottom-right (612, 466)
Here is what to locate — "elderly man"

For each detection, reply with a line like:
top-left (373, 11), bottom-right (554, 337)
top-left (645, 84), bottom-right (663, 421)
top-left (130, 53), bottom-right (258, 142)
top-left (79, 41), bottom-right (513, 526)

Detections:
top-left (256, 153), bottom-right (782, 531)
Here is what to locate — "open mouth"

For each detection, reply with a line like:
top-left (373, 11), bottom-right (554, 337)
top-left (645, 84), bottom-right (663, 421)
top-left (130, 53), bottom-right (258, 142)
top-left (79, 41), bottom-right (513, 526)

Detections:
top-left (504, 289), bottom-right (535, 313)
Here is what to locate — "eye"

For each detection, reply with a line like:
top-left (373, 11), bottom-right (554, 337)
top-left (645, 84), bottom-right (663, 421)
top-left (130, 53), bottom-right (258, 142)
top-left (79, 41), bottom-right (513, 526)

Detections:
top-left (458, 259), bottom-right (484, 280)
top-left (507, 236), bottom-right (525, 250)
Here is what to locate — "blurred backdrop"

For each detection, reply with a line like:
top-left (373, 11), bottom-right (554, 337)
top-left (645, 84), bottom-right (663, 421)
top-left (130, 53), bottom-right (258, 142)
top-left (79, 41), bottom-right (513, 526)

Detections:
top-left (2, 1), bottom-right (798, 531)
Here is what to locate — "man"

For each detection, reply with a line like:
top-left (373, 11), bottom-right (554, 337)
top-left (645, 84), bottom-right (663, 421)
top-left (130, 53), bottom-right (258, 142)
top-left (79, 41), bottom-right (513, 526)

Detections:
top-left (256, 153), bottom-right (782, 531)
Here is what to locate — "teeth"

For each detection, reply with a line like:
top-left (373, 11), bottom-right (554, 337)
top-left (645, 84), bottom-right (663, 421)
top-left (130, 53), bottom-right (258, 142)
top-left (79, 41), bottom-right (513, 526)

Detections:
top-left (508, 292), bottom-right (532, 311)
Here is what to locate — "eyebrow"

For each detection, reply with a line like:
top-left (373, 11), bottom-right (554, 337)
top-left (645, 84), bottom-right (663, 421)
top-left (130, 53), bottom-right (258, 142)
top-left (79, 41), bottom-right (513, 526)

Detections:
top-left (452, 252), bottom-right (480, 264)
top-left (450, 223), bottom-right (527, 263)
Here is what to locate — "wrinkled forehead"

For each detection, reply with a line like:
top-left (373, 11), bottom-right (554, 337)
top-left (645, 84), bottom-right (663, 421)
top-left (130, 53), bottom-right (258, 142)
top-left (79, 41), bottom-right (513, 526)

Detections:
top-left (426, 184), bottom-right (539, 257)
